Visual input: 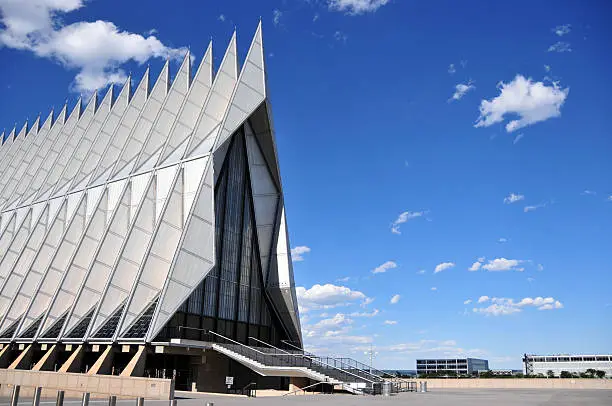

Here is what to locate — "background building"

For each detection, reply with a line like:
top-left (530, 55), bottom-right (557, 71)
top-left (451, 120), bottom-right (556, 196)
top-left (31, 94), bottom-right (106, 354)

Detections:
top-left (416, 358), bottom-right (489, 376)
top-left (523, 354), bottom-right (612, 377)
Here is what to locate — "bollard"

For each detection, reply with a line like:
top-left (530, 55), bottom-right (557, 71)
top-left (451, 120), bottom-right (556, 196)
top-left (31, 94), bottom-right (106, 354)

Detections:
top-left (423, 381), bottom-right (428, 392)
top-left (32, 387), bottom-right (43, 406)
top-left (108, 395), bottom-right (117, 406)
top-left (10, 385), bottom-right (20, 406)
top-left (56, 391), bottom-right (65, 406)
top-left (169, 400), bottom-right (177, 406)
top-left (81, 392), bottom-right (90, 406)
top-left (206, 403), bottom-right (214, 406)
top-left (137, 397), bottom-right (144, 406)
top-left (419, 381), bottom-right (424, 393)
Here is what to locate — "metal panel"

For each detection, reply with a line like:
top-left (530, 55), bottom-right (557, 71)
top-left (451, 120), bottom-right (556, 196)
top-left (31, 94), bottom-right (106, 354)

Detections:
top-left (90, 70), bottom-right (149, 186)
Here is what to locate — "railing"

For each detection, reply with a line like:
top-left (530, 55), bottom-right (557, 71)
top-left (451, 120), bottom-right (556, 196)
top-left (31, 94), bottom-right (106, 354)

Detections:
top-left (336, 357), bottom-right (390, 378)
top-left (249, 336), bottom-right (378, 386)
top-left (209, 331), bottom-right (373, 386)
top-left (282, 381), bottom-right (333, 396)
top-left (279, 339), bottom-right (385, 384)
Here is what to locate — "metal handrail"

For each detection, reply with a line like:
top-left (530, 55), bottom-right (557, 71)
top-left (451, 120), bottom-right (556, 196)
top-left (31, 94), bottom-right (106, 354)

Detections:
top-left (248, 336), bottom-right (376, 384)
top-left (336, 357), bottom-right (390, 378)
top-left (280, 339), bottom-right (385, 383)
top-left (282, 381), bottom-right (331, 396)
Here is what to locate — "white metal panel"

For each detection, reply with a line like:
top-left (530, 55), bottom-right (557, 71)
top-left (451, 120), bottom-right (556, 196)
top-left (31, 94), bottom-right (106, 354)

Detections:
top-left (185, 33), bottom-right (238, 158)
top-left (155, 165), bottom-right (178, 221)
top-left (90, 70), bottom-right (149, 185)
top-left (0, 210), bottom-right (32, 291)
top-left (15, 193), bottom-right (86, 337)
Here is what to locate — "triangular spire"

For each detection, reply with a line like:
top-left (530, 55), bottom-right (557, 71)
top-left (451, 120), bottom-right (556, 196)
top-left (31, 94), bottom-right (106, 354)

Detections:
top-left (109, 61), bottom-right (170, 180)
top-left (185, 32), bottom-right (239, 158)
top-left (27, 116), bottom-right (40, 136)
top-left (98, 84), bottom-right (114, 112)
top-left (41, 109), bottom-right (54, 131)
top-left (158, 41), bottom-right (213, 165)
top-left (213, 22), bottom-right (267, 153)
top-left (16, 121), bottom-right (28, 140)
top-left (132, 52), bottom-right (191, 173)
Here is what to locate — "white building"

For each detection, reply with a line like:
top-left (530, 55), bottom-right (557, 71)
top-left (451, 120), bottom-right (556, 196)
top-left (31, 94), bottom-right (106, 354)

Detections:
top-left (523, 354), bottom-right (612, 377)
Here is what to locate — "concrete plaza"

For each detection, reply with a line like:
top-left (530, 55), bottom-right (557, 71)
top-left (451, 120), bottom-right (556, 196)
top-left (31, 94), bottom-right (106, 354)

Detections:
top-left (4, 389), bottom-right (612, 406)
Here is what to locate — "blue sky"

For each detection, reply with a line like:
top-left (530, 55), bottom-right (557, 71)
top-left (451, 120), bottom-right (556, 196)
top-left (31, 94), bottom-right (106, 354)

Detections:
top-left (1, 0), bottom-right (611, 370)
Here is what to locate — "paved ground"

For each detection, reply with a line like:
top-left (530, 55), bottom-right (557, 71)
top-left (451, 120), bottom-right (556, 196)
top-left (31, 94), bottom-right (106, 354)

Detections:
top-left (3, 389), bottom-right (612, 406)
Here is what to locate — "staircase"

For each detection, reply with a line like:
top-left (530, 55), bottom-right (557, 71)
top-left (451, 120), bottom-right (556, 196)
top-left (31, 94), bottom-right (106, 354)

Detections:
top-left (209, 332), bottom-right (385, 395)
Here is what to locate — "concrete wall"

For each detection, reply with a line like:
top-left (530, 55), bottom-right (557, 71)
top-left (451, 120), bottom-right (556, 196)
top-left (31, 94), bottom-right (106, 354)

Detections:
top-left (0, 368), bottom-right (174, 399)
top-left (419, 378), bottom-right (612, 390)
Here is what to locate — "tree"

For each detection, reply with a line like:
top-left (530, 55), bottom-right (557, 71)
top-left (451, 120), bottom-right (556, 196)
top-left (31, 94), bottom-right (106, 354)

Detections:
top-left (547, 370), bottom-right (555, 378)
top-left (585, 369), bottom-right (597, 378)
top-left (560, 371), bottom-right (572, 378)
top-left (595, 370), bottom-right (606, 379)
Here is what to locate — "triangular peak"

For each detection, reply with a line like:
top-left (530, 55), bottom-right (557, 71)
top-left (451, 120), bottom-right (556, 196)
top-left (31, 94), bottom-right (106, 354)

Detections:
top-left (98, 84), bottom-right (114, 112)
top-left (173, 51), bottom-right (191, 95)
top-left (41, 109), bottom-right (54, 131)
top-left (27, 116), bottom-right (41, 137)
top-left (135, 67), bottom-right (150, 102)
top-left (55, 104), bottom-right (68, 126)
top-left (115, 75), bottom-right (132, 108)
top-left (184, 32), bottom-right (239, 158)
top-left (81, 91), bottom-right (98, 118)
top-left (16, 121), bottom-right (28, 140)
top-left (212, 23), bottom-right (267, 155)
top-left (68, 97), bottom-right (83, 124)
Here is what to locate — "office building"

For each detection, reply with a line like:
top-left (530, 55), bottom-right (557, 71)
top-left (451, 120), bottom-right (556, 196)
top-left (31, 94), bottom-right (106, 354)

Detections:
top-left (416, 358), bottom-right (489, 376)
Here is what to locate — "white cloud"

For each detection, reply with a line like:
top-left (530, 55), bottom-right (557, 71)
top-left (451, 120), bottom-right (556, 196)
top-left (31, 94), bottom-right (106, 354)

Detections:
top-left (144, 28), bottom-right (158, 36)
top-left (390, 294), bottom-right (401, 304)
top-left (431, 287), bottom-right (438, 291)
top-left (434, 262), bottom-right (455, 273)
top-left (581, 190), bottom-right (597, 196)
top-left (449, 82), bottom-right (475, 102)
top-left (513, 133), bottom-right (524, 144)
top-left (463, 299), bottom-right (472, 305)
top-left (544, 65), bottom-right (551, 72)
top-left (537, 264), bottom-right (544, 271)
top-left (481, 258), bottom-right (524, 272)
top-left (607, 195), bottom-right (612, 202)
top-left (391, 210), bottom-right (427, 234)
top-left (548, 41), bottom-right (572, 53)
top-left (336, 276), bottom-right (351, 282)
top-left (372, 260), bottom-right (397, 274)
top-left (384, 320), bottom-right (398, 325)
top-left (328, 0), bottom-right (390, 15)
top-left (296, 284), bottom-right (370, 312)
top-left (448, 63), bottom-right (456, 75)
top-left (0, 0), bottom-right (186, 95)
top-left (349, 309), bottom-right (379, 317)
top-left (552, 24), bottom-right (571, 37)
top-left (504, 193), bottom-right (525, 204)
top-left (313, 13), bottom-right (320, 22)
top-left (416, 269), bottom-right (426, 275)
top-left (524, 202), bottom-right (547, 212)
top-left (291, 246), bottom-right (311, 262)
top-left (472, 296), bottom-right (563, 316)
top-left (527, 277), bottom-right (535, 283)
top-left (468, 259), bottom-right (483, 272)
top-left (498, 237), bottom-right (508, 243)
top-left (475, 75), bottom-right (569, 133)
top-left (273, 9), bottom-right (282, 26)
top-left (218, 14), bottom-right (226, 22)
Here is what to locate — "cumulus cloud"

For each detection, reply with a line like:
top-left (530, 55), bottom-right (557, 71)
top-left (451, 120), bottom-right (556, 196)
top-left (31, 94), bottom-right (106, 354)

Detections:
top-left (328, 0), bottom-right (390, 15)
top-left (498, 237), bottom-right (508, 243)
top-left (434, 262), bottom-right (455, 273)
top-left (553, 24), bottom-right (571, 36)
top-left (390, 294), bottom-right (401, 304)
top-left (296, 284), bottom-right (370, 312)
top-left (475, 75), bottom-right (569, 133)
top-left (472, 296), bottom-right (563, 316)
top-left (384, 320), bottom-right (398, 325)
top-left (449, 82), bottom-right (475, 102)
top-left (0, 0), bottom-right (186, 95)
top-left (391, 210), bottom-right (427, 234)
top-left (291, 246), bottom-right (311, 262)
top-left (481, 258), bottom-right (524, 272)
top-left (349, 309), bottom-right (380, 317)
top-left (468, 258), bottom-right (483, 272)
top-left (372, 261), bottom-right (397, 274)
top-left (548, 41), bottom-right (572, 53)
top-left (504, 193), bottom-right (525, 204)
top-left (463, 299), bottom-right (472, 305)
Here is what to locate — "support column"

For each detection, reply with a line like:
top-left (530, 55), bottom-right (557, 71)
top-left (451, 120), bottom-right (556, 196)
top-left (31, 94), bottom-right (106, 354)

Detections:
top-left (86, 345), bottom-right (113, 375)
top-left (9, 385), bottom-right (19, 406)
top-left (8, 344), bottom-right (34, 370)
top-left (58, 345), bottom-right (84, 373)
top-left (32, 387), bottom-right (42, 406)
top-left (120, 345), bottom-right (146, 377)
top-left (0, 345), bottom-right (13, 368)
top-left (33, 344), bottom-right (59, 371)
top-left (56, 391), bottom-right (65, 406)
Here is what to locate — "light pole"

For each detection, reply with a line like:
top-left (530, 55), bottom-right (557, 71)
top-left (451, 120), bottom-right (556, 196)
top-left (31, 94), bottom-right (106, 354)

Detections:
top-left (364, 344), bottom-right (379, 374)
